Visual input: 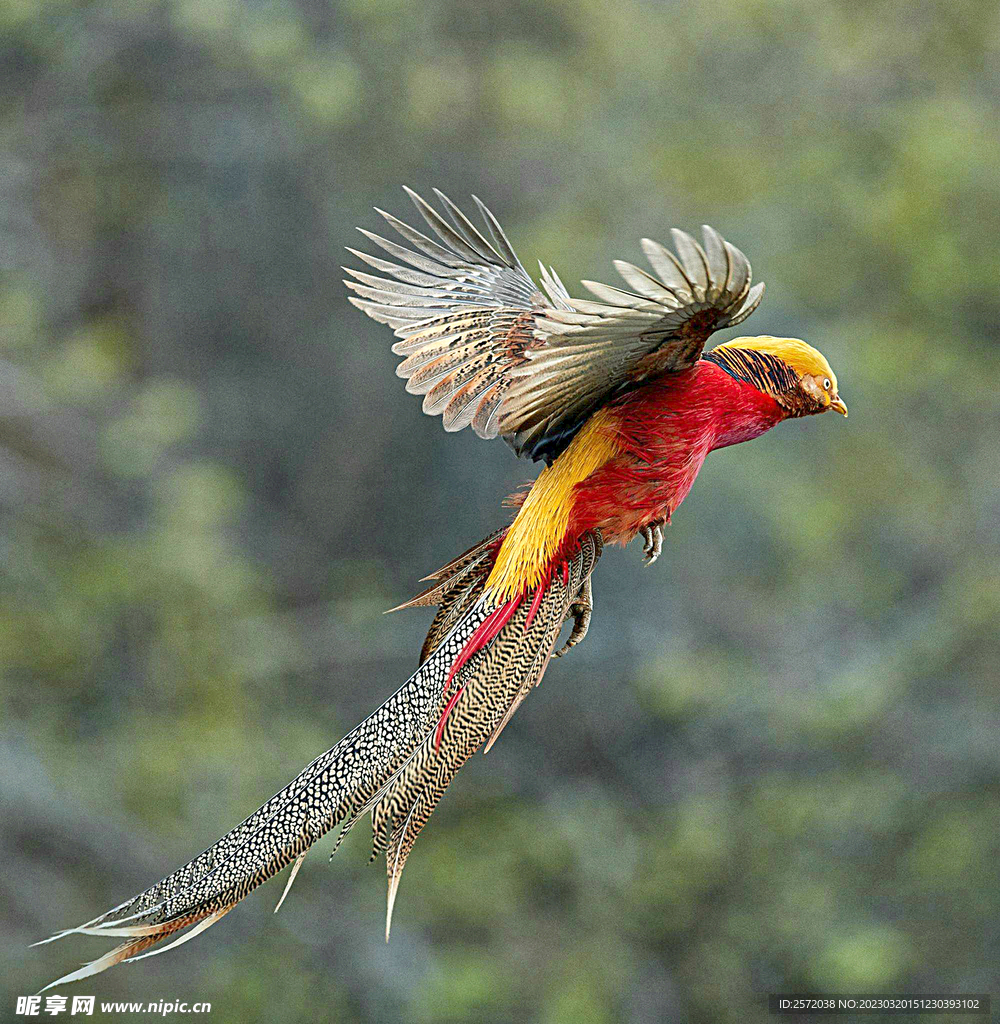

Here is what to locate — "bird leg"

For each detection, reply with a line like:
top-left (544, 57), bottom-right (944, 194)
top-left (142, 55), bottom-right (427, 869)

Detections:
top-left (639, 519), bottom-right (665, 566)
top-left (554, 575), bottom-right (593, 658)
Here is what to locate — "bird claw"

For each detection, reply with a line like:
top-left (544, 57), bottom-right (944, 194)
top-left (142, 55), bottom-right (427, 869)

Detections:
top-left (554, 576), bottom-right (593, 658)
top-left (640, 521), bottom-right (665, 566)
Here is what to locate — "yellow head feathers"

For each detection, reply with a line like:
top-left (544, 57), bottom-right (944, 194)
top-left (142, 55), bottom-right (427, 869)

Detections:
top-left (707, 336), bottom-right (847, 417)
top-left (712, 336), bottom-right (838, 392)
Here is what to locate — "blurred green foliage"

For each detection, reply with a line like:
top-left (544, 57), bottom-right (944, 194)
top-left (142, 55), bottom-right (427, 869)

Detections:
top-left (1, 0), bottom-right (998, 1021)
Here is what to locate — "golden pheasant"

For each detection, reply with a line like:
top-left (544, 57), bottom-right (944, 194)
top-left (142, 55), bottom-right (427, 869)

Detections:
top-left (38, 188), bottom-right (846, 989)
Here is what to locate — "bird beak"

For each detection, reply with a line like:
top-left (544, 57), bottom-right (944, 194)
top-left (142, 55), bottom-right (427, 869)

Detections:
top-left (829, 396), bottom-right (848, 417)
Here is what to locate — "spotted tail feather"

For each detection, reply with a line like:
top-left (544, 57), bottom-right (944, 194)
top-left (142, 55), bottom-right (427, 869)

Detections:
top-left (37, 531), bottom-right (602, 988)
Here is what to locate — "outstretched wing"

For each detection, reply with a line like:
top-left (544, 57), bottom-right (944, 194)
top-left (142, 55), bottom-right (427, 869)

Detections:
top-left (345, 187), bottom-right (558, 447)
top-left (346, 189), bottom-right (764, 462)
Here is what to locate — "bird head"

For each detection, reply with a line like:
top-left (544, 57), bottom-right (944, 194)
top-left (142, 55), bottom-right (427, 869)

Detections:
top-left (707, 336), bottom-right (848, 418)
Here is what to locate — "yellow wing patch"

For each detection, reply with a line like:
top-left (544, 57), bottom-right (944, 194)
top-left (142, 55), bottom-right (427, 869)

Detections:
top-left (485, 409), bottom-right (621, 602)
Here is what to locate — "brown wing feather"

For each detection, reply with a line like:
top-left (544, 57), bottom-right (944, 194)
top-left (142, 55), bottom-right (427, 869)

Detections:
top-left (347, 190), bottom-right (765, 461)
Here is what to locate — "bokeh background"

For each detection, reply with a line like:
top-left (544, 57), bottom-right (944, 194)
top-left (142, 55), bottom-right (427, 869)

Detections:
top-left (2, 0), bottom-right (999, 1021)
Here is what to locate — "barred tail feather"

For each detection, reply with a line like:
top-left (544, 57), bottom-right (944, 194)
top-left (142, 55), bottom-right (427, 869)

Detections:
top-left (38, 531), bottom-right (603, 988)
top-left (372, 532), bottom-right (603, 937)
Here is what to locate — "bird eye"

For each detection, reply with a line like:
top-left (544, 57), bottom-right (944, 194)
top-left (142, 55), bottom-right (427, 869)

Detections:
top-left (823, 378), bottom-right (832, 390)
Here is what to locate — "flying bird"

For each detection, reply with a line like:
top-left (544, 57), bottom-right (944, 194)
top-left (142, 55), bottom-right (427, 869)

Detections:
top-left (38, 188), bottom-right (846, 988)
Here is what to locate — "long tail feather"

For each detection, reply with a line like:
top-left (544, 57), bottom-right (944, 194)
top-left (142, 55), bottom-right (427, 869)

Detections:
top-left (39, 530), bottom-right (603, 987)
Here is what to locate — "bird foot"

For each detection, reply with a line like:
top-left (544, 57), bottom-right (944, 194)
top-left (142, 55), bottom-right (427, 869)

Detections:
top-left (554, 575), bottom-right (593, 658)
top-left (639, 520), bottom-right (665, 566)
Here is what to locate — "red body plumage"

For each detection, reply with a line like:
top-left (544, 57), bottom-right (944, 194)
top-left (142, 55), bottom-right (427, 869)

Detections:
top-left (567, 360), bottom-right (786, 547)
